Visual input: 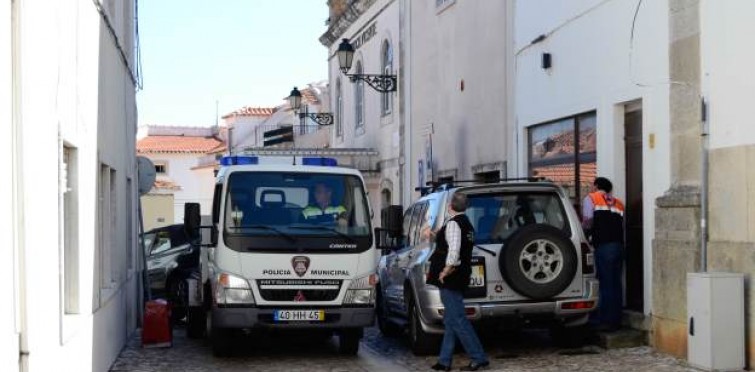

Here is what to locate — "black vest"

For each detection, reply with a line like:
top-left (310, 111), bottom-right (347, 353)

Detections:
top-left (590, 193), bottom-right (625, 246)
top-left (427, 214), bottom-right (475, 291)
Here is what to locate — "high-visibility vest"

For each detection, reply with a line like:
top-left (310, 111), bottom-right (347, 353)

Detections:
top-left (588, 192), bottom-right (625, 245)
top-left (302, 204), bottom-right (346, 220)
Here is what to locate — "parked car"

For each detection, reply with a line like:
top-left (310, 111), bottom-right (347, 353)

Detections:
top-left (374, 180), bottom-right (598, 354)
top-left (141, 224), bottom-right (200, 322)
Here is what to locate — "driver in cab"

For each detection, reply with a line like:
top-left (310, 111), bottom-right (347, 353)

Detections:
top-left (301, 183), bottom-right (347, 226)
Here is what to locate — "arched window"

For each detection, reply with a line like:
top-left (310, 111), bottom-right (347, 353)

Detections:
top-left (336, 79), bottom-right (343, 137)
top-left (381, 40), bottom-right (393, 115)
top-left (354, 61), bottom-right (365, 132)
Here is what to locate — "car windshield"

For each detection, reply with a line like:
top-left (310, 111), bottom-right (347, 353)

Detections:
top-left (465, 191), bottom-right (571, 244)
top-left (224, 172), bottom-right (371, 242)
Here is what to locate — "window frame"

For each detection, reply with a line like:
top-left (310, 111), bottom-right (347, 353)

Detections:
top-left (381, 40), bottom-right (393, 116)
top-left (354, 61), bottom-right (365, 133)
top-left (335, 78), bottom-right (343, 138)
top-left (527, 111), bottom-right (597, 207)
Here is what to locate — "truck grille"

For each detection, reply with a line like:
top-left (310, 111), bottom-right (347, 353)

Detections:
top-left (256, 279), bottom-right (342, 302)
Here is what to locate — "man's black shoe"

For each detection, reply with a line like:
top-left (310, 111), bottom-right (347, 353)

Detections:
top-left (460, 361), bottom-right (489, 371)
top-left (431, 362), bottom-right (451, 371)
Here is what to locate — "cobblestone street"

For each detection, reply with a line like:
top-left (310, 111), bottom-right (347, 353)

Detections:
top-left (110, 326), bottom-right (697, 372)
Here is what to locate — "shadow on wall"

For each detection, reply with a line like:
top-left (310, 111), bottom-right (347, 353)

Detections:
top-left (454, 121), bottom-right (468, 179)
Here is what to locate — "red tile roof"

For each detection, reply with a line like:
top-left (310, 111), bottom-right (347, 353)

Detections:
top-left (300, 88), bottom-right (320, 105)
top-left (153, 179), bottom-right (181, 190)
top-left (221, 106), bottom-right (276, 119)
top-left (137, 136), bottom-right (225, 154)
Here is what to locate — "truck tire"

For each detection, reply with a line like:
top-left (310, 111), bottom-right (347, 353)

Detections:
top-left (186, 306), bottom-right (206, 339)
top-left (210, 315), bottom-right (234, 357)
top-left (167, 278), bottom-right (188, 324)
top-left (376, 287), bottom-right (402, 337)
top-left (338, 328), bottom-right (361, 355)
top-left (499, 224), bottom-right (578, 300)
top-left (408, 295), bottom-right (440, 356)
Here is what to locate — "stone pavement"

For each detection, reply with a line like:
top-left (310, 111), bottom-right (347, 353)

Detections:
top-left (110, 326), bottom-right (698, 372)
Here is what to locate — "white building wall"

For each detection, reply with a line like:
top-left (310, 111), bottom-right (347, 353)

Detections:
top-left (1, 1), bottom-right (20, 371)
top-left (8, 1), bottom-right (139, 371)
top-left (326, 0), bottom-right (402, 218)
top-left (147, 153), bottom-right (215, 223)
top-left (408, 0), bottom-right (511, 196)
top-left (514, 0), bottom-right (671, 314)
top-left (700, 0), bottom-right (755, 150)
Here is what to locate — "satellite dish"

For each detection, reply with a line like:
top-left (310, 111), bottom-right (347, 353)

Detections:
top-left (137, 156), bottom-right (157, 195)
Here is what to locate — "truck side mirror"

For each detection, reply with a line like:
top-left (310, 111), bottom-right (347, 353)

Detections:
top-left (184, 203), bottom-right (201, 240)
top-left (374, 228), bottom-right (403, 251)
top-left (381, 205), bottom-right (404, 234)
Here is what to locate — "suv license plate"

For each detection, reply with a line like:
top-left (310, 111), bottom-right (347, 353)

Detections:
top-left (469, 265), bottom-right (485, 288)
top-left (273, 310), bottom-right (325, 322)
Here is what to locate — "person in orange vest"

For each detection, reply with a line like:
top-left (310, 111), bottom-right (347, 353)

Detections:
top-left (582, 177), bottom-right (625, 332)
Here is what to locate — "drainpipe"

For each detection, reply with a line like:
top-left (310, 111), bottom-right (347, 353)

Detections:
top-left (401, 0), bottom-right (413, 207)
top-left (700, 97), bottom-right (709, 272)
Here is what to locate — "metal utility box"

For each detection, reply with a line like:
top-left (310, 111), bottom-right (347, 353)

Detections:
top-left (687, 272), bottom-right (745, 371)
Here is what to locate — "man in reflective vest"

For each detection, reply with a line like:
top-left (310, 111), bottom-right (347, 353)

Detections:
top-left (302, 183), bottom-right (347, 225)
top-left (582, 177), bottom-right (625, 332)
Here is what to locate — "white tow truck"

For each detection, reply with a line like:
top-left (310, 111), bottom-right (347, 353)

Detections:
top-left (182, 153), bottom-right (378, 356)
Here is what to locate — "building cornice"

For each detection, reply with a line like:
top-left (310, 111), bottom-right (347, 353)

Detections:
top-left (320, 0), bottom-right (377, 47)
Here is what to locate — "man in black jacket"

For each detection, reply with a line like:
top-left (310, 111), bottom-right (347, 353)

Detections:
top-left (427, 192), bottom-right (489, 371)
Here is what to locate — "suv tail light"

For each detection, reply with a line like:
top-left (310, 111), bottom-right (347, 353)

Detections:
top-left (581, 242), bottom-right (595, 274)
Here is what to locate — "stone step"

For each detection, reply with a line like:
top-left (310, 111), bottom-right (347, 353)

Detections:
top-left (593, 328), bottom-right (648, 349)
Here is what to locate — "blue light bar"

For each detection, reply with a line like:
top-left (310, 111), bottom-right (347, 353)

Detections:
top-left (302, 157), bottom-right (338, 166)
top-left (220, 156), bottom-right (259, 166)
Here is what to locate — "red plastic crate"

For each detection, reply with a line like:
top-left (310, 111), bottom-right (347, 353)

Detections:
top-left (142, 299), bottom-right (172, 348)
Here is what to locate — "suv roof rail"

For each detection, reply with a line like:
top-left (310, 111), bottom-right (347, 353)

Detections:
top-left (414, 177), bottom-right (550, 196)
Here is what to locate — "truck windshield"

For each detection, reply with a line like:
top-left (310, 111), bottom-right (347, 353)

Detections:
top-left (223, 171), bottom-right (372, 252)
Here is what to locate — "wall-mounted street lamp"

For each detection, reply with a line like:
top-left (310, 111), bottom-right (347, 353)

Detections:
top-left (287, 87), bottom-right (334, 126)
top-left (337, 38), bottom-right (397, 93)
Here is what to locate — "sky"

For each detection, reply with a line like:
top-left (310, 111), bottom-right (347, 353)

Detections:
top-left (136, 0), bottom-right (330, 127)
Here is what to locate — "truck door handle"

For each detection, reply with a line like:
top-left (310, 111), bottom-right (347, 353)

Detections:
top-left (689, 317), bottom-right (694, 336)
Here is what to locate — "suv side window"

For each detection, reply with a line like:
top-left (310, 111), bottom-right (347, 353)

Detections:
top-left (406, 203), bottom-right (425, 246)
top-left (411, 202), bottom-right (428, 245)
top-left (402, 205), bottom-right (415, 245)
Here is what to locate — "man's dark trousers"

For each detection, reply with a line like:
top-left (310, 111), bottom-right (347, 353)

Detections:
top-left (595, 242), bottom-right (623, 328)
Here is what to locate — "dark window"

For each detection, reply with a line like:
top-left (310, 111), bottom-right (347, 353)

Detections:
top-left (155, 164), bottom-right (166, 174)
top-left (474, 171), bottom-right (500, 184)
top-left (466, 192), bottom-right (570, 244)
top-left (528, 112), bottom-right (596, 207)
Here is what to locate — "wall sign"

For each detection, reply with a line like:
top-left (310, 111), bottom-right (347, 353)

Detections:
top-left (351, 23), bottom-right (377, 50)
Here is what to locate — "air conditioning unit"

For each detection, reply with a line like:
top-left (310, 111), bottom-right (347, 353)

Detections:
top-left (687, 272), bottom-right (745, 371)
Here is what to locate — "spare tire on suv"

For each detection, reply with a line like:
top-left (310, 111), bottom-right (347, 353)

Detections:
top-left (499, 224), bottom-right (577, 300)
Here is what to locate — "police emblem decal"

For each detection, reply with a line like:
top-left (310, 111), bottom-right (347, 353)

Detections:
top-left (293, 290), bottom-right (306, 302)
top-left (291, 256), bottom-right (310, 277)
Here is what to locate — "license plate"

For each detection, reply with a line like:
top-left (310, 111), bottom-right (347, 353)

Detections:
top-left (273, 310), bottom-right (325, 322)
top-left (469, 265), bottom-right (485, 288)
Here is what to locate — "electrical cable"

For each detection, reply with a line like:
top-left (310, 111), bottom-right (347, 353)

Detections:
top-left (91, 0), bottom-right (141, 89)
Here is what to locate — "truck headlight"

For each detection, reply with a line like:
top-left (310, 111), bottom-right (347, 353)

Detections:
top-left (215, 272), bottom-right (255, 305)
top-left (344, 274), bottom-right (377, 305)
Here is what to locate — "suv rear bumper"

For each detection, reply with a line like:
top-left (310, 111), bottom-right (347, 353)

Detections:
top-left (417, 278), bottom-right (599, 334)
top-left (211, 305), bottom-right (375, 330)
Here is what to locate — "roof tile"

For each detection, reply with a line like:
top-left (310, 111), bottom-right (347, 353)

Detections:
top-left (137, 136), bottom-right (225, 154)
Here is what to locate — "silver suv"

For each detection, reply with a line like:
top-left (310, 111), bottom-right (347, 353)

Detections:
top-left (374, 181), bottom-right (598, 355)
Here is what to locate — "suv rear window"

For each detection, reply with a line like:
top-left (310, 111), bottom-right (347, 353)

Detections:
top-left (465, 192), bottom-right (570, 244)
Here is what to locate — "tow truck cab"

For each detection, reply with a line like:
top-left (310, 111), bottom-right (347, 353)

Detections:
top-left (184, 155), bottom-right (378, 356)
